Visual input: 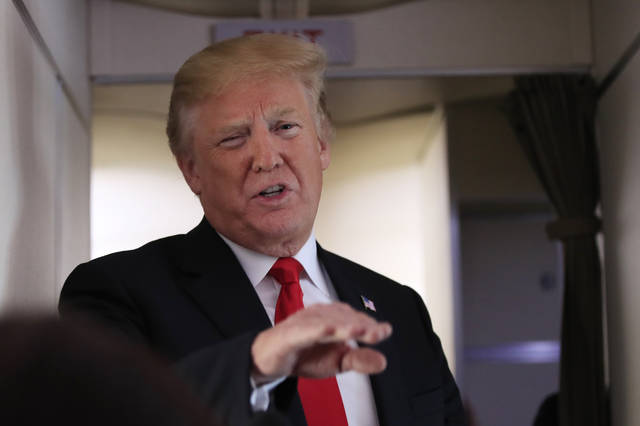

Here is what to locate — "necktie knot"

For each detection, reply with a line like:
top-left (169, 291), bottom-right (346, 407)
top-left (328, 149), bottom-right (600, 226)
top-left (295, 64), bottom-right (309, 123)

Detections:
top-left (270, 257), bottom-right (304, 323)
top-left (269, 257), bottom-right (303, 287)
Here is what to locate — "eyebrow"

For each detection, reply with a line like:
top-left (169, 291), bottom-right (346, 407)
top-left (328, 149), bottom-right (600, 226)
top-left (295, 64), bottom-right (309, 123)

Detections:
top-left (217, 122), bottom-right (251, 136)
top-left (270, 107), bottom-right (297, 118)
top-left (215, 107), bottom-right (301, 136)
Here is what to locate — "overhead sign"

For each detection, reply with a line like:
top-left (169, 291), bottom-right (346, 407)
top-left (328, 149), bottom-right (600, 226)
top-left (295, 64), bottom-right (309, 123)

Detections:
top-left (214, 20), bottom-right (354, 64)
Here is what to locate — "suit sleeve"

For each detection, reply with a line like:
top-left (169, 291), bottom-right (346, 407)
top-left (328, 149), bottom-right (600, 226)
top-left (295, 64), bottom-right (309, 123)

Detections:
top-left (175, 331), bottom-right (259, 425)
top-left (59, 262), bottom-right (149, 342)
top-left (59, 261), bottom-right (261, 426)
top-left (408, 286), bottom-right (467, 425)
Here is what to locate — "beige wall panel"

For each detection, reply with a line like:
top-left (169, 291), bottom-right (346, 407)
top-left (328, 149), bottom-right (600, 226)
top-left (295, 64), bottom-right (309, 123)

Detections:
top-left (91, 113), bottom-right (202, 258)
top-left (316, 110), bottom-right (457, 369)
top-left (598, 42), bottom-right (640, 426)
top-left (591, 0), bottom-right (640, 78)
top-left (592, 0), bottom-right (640, 424)
top-left (446, 99), bottom-right (545, 203)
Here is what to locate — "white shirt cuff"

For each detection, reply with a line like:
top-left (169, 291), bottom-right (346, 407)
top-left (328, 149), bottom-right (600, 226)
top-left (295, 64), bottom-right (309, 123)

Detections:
top-left (249, 375), bottom-right (287, 412)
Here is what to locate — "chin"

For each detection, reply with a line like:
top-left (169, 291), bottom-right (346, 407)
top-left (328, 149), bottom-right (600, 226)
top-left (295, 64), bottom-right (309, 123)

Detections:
top-left (257, 221), bottom-right (300, 241)
top-left (254, 216), bottom-right (310, 244)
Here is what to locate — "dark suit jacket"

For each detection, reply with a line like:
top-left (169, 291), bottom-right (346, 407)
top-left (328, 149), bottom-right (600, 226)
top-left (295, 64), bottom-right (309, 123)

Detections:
top-left (59, 218), bottom-right (466, 426)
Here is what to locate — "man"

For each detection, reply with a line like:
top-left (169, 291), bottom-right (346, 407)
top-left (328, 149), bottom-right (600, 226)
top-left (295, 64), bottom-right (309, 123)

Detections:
top-left (60, 34), bottom-right (465, 426)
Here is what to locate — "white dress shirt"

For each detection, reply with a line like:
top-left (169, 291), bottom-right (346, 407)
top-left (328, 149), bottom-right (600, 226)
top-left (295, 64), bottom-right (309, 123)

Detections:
top-left (219, 232), bottom-right (380, 426)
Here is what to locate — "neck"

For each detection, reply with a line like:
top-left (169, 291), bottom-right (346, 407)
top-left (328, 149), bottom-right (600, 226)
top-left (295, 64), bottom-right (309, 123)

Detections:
top-left (218, 230), bottom-right (311, 258)
top-left (250, 239), bottom-right (305, 257)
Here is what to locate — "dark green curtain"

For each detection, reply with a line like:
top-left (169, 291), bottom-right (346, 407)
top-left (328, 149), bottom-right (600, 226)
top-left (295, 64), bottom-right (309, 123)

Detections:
top-left (505, 74), bottom-right (607, 426)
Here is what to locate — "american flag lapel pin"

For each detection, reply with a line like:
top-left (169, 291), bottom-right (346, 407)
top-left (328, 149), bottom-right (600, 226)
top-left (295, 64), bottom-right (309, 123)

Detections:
top-left (360, 295), bottom-right (376, 312)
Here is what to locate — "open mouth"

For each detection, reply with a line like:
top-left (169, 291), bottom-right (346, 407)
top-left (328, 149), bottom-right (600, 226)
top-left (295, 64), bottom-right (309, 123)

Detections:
top-left (259, 184), bottom-right (285, 198)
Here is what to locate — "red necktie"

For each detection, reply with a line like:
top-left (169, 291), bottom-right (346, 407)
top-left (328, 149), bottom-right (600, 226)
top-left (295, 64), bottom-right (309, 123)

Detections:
top-left (269, 257), bottom-right (349, 426)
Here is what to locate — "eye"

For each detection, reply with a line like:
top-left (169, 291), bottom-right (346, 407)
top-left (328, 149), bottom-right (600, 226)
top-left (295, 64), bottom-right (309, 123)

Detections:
top-left (218, 135), bottom-right (246, 148)
top-left (275, 122), bottom-right (300, 138)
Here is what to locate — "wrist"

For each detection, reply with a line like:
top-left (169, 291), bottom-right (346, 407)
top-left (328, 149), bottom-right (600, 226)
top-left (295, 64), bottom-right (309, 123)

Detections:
top-left (251, 329), bottom-right (284, 384)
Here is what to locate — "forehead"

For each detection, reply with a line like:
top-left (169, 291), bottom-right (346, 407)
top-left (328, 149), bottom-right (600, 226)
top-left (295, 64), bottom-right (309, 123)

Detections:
top-left (199, 75), bottom-right (314, 124)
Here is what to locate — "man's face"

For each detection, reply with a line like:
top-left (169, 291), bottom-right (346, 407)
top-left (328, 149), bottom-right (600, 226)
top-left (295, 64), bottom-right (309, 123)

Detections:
top-left (178, 75), bottom-right (330, 256)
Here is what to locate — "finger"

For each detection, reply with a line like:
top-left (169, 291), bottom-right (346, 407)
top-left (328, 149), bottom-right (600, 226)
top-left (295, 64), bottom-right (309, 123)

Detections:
top-left (353, 322), bottom-right (393, 344)
top-left (273, 305), bottom-right (391, 353)
top-left (295, 342), bottom-right (351, 378)
top-left (324, 320), bottom-right (392, 345)
top-left (340, 347), bottom-right (387, 374)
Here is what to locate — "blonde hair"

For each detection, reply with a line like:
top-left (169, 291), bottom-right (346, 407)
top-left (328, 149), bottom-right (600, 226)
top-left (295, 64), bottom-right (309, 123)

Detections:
top-left (166, 34), bottom-right (333, 157)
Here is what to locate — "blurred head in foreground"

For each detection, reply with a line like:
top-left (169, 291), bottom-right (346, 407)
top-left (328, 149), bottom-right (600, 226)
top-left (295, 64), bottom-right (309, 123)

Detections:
top-left (0, 316), bottom-right (216, 426)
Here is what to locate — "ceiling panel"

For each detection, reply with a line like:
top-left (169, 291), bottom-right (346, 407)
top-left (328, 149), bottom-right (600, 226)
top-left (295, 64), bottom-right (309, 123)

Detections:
top-left (93, 76), bottom-right (513, 126)
top-left (114, 0), bottom-right (421, 17)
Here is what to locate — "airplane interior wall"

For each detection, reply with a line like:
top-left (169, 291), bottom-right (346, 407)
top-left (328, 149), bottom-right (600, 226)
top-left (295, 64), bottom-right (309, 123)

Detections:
top-left (0, 1), bottom-right (90, 313)
top-left (591, 0), bottom-right (640, 424)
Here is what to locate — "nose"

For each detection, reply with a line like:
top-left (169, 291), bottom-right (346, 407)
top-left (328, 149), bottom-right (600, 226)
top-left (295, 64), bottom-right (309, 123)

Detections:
top-left (251, 128), bottom-right (283, 173)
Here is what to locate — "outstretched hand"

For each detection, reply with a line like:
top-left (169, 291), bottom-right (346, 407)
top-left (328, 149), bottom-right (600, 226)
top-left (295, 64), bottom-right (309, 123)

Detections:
top-left (251, 302), bottom-right (392, 383)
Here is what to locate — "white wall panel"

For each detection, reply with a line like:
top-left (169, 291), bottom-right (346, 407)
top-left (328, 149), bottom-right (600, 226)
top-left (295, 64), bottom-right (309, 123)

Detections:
top-left (56, 90), bottom-right (91, 292)
top-left (0, 2), bottom-right (90, 313)
top-left (0, 4), bottom-right (20, 301)
top-left (1, 2), bottom-right (58, 311)
top-left (22, 0), bottom-right (91, 121)
top-left (90, 0), bottom-right (215, 77)
top-left (342, 0), bottom-right (591, 72)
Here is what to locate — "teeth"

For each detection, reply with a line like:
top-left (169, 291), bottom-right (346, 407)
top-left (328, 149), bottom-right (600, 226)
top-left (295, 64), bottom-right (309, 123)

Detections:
top-left (260, 185), bottom-right (284, 196)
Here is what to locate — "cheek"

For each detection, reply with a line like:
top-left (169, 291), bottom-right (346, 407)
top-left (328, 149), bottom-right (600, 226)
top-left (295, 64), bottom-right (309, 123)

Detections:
top-left (202, 160), bottom-right (249, 201)
top-left (195, 160), bottom-right (222, 194)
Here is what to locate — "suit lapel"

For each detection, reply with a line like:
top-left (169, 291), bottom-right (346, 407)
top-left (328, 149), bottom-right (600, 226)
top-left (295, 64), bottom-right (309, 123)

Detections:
top-left (177, 219), bottom-right (306, 424)
top-left (176, 218), bottom-right (271, 337)
top-left (318, 245), bottom-right (413, 426)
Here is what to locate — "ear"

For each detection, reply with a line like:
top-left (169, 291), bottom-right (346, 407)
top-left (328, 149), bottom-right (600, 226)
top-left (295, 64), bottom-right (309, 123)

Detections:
top-left (176, 154), bottom-right (202, 195)
top-left (318, 136), bottom-right (330, 171)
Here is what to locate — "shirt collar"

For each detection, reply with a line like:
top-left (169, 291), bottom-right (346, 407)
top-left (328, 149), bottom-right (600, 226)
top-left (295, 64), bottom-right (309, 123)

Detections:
top-left (217, 231), bottom-right (330, 297)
